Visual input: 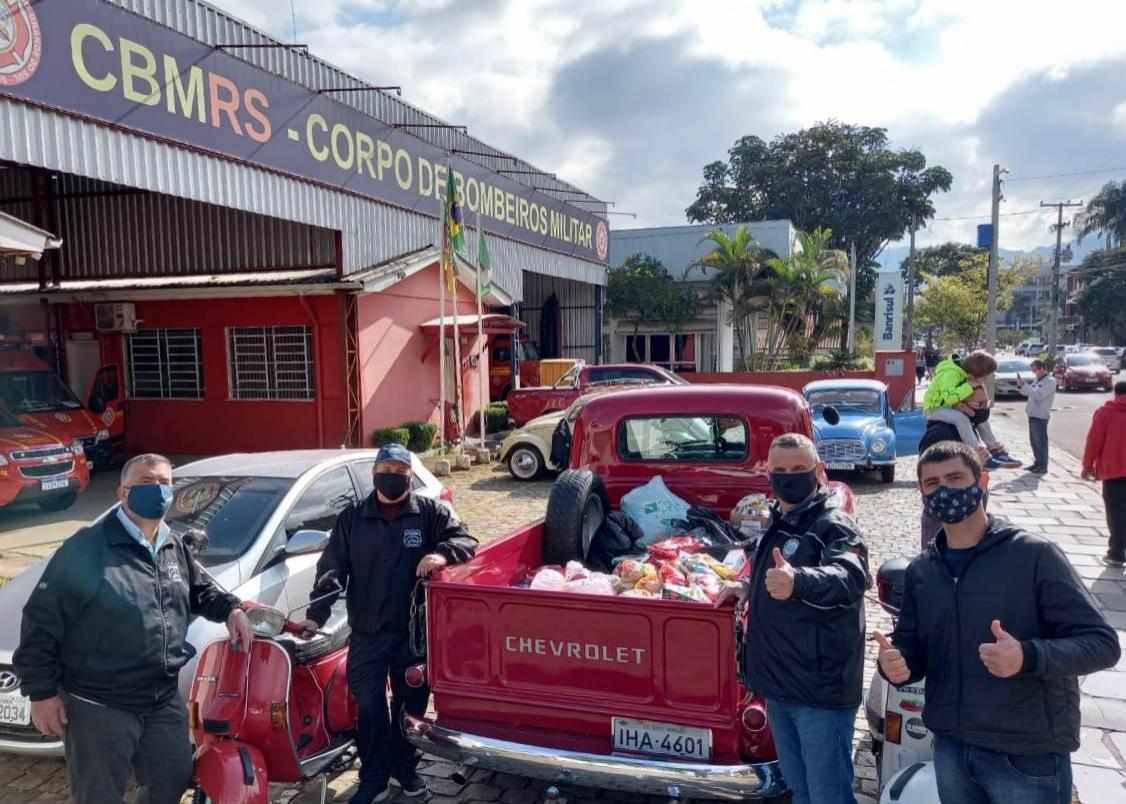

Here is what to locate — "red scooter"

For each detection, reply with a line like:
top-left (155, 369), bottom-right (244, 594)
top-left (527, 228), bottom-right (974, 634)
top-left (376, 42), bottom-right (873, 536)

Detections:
top-left (188, 569), bottom-right (358, 804)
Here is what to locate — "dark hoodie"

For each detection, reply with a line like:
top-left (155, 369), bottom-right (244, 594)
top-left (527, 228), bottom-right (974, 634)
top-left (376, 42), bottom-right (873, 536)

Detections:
top-left (1083, 394), bottom-right (1126, 480)
top-left (888, 516), bottom-right (1120, 755)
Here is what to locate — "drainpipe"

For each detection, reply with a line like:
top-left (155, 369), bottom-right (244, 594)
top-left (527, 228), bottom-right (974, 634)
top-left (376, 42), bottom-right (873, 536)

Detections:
top-left (299, 296), bottom-right (327, 448)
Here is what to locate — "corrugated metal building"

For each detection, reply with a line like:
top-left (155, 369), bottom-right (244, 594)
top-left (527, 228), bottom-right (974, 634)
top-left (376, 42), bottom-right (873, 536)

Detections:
top-left (0, 0), bottom-right (608, 455)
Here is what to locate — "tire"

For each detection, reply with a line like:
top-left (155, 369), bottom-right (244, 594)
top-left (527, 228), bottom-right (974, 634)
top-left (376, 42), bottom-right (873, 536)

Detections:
top-left (880, 465), bottom-right (896, 484)
top-left (507, 445), bottom-right (544, 481)
top-left (38, 491), bottom-right (77, 512)
top-left (191, 789), bottom-right (213, 804)
top-left (543, 469), bottom-right (608, 565)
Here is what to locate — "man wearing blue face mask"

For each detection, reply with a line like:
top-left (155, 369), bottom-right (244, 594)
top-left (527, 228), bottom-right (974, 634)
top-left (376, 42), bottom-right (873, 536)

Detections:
top-left (875, 441), bottom-right (1120, 804)
top-left (725, 433), bottom-right (869, 804)
top-left (14, 453), bottom-right (252, 804)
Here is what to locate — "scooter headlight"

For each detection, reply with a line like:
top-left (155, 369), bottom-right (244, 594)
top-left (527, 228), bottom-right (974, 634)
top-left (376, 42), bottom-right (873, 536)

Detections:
top-left (246, 607), bottom-right (286, 637)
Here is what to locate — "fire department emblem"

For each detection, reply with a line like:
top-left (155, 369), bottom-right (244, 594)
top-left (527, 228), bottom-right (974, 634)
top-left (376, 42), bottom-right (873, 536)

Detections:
top-left (595, 221), bottom-right (609, 262)
top-left (0, 1), bottom-right (43, 88)
top-left (54, 412), bottom-right (71, 423)
top-left (101, 407), bottom-right (115, 426)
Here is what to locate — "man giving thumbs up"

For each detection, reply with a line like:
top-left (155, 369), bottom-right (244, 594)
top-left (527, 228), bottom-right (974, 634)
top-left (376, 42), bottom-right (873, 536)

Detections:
top-left (885, 441), bottom-right (1119, 804)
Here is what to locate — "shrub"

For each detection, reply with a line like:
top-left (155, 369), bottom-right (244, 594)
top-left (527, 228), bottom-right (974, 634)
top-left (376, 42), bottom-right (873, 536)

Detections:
top-left (372, 426), bottom-right (410, 447)
top-left (813, 350), bottom-right (863, 370)
top-left (1036, 352), bottom-right (1059, 372)
top-left (486, 402), bottom-right (509, 434)
top-left (403, 421), bottom-right (438, 452)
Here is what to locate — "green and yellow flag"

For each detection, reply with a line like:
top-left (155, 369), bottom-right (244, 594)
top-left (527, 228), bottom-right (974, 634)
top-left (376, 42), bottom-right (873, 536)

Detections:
top-left (477, 227), bottom-right (492, 301)
top-left (443, 168), bottom-right (466, 292)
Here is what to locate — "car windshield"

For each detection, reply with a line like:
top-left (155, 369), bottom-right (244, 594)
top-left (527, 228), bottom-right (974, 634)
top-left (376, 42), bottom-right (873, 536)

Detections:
top-left (651, 366), bottom-right (688, 385)
top-left (166, 476), bottom-right (294, 566)
top-left (1093, 348), bottom-right (1117, 357)
top-left (0, 370), bottom-right (83, 413)
top-left (618, 415), bottom-right (748, 462)
top-left (0, 407), bottom-right (22, 428)
top-left (521, 342), bottom-right (541, 361)
top-left (806, 389), bottom-right (882, 414)
top-left (1067, 355), bottom-right (1098, 366)
top-left (998, 360), bottom-right (1032, 373)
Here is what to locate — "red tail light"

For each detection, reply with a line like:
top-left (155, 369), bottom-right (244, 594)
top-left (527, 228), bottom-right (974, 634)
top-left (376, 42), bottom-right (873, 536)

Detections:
top-left (741, 701), bottom-right (768, 732)
top-left (440, 487), bottom-right (454, 503)
top-left (885, 711), bottom-right (903, 744)
top-left (404, 664), bottom-right (427, 688)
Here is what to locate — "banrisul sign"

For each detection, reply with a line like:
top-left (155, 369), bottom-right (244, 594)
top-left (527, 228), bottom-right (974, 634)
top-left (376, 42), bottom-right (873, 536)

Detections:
top-left (1, 0), bottom-right (609, 264)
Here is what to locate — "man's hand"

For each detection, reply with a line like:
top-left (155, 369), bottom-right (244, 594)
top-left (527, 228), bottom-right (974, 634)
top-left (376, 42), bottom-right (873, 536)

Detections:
top-left (1081, 468), bottom-right (1097, 482)
top-left (765, 547), bottom-right (795, 601)
top-left (417, 553), bottom-right (448, 578)
top-left (1016, 374), bottom-right (1025, 387)
top-left (30, 696), bottom-right (67, 737)
top-left (979, 619), bottom-right (1024, 678)
top-left (874, 631), bottom-right (911, 684)
top-left (294, 619), bottom-right (320, 639)
top-left (226, 608), bottom-right (253, 652)
top-left (714, 579), bottom-right (749, 612)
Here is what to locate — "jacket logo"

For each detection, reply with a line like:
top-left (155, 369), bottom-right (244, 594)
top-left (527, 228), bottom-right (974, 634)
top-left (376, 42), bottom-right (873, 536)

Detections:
top-left (163, 561), bottom-right (184, 584)
top-left (781, 537), bottom-right (801, 559)
top-left (403, 529), bottom-right (423, 548)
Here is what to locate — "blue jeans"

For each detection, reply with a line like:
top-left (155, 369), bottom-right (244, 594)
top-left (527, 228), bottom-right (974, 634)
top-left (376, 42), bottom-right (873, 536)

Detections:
top-left (934, 734), bottom-right (1072, 804)
top-left (765, 698), bottom-right (856, 804)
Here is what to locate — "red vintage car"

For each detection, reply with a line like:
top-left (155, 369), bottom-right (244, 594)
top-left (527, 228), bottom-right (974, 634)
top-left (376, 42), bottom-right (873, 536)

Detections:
top-left (505, 362), bottom-right (686, 426)
top-left (0, 405), bottom-right (91, 511)
top-left (404, 384), bottom-right (855, 799)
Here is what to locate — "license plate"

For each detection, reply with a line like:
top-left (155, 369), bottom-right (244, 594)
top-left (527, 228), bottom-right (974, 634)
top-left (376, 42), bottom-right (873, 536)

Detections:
top-left (612, 717), bottom-right (711, 760)
top-left (826, 462), bottom-right (853, 470)
top-left (0, 691), bottom-right (31, 726)
top-left (41, 478), bottom-right (69, 491)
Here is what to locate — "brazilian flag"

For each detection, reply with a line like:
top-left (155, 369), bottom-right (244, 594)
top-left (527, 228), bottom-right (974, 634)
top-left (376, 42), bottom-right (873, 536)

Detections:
top-left (445, 171), bottom-right (466, 254)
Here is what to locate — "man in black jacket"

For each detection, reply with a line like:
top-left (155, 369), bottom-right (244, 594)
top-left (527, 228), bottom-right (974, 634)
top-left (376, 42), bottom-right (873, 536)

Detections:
top-left (724, 433), bottom-right (868, 804)
top-left (876, 441), bottom-right (1120, 804)
top-left (296, 443), bottom-right (477, 804)
top-left (14, 453), bottom-right (251, 804)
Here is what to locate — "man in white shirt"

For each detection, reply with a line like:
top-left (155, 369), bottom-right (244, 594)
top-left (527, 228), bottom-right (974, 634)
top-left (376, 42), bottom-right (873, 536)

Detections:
top-left (1017, 359), bottom-right (1057, 475)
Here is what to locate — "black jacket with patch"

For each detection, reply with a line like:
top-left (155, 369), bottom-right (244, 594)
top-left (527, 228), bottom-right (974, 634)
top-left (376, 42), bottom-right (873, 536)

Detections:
top-left (887, 517), bottom-right (1120, 755)
top-left (744, 492), bottom-right (870, 708)
top-left (306, 492), bottom-right (477, 636)
top-left (14, 515), bottom-right (240, 712)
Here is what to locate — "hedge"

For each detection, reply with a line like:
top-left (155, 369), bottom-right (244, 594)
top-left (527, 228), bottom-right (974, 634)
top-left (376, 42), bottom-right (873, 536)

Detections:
top-left (372, 426), bottom-right (410, 447)
top-left (486, 402), bottom-right (509, 434)
top-left (403, 421), bottom-right (438, 452)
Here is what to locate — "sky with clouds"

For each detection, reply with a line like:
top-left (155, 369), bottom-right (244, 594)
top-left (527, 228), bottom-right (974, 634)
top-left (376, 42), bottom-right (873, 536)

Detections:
top-left (212, 0), bottom-right (1126, 264)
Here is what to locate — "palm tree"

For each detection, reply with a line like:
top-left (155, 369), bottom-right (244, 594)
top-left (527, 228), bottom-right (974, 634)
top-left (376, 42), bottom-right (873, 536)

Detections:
top-left (687, 226), bottom-right (776, 369)
top-left (1076, 180), bottom-right (1126, 250)
top-left (764, 228), bottom-right (848, 364)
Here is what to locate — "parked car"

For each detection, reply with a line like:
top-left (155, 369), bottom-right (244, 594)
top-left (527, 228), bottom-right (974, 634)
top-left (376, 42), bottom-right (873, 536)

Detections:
top-left (0, 406), bottom-right (91, 512)
top-left (505, 362), bottom-right (686, 426)
top-left (803, 379), bottom-right (924, 484)
top-left (1017, 342), bottom-right (1045, 357)
top-left (0, 449), bottom-right (451, 756)
top-left (1091, 347), bottom-right (1121, 374)
top-left (403, 384), bottom-right (855, 799)
top-left (994, 357), bottom-right (1034, 397)
top-left (1054, 353), bottom-right (1113, 392)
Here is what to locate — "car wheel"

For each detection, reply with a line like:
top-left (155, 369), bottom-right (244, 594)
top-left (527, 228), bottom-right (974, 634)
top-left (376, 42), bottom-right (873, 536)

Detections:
top-left (191, 789), bottom-right (213, 804)
top-left (543, 469), bottom-right (607, 565)
top-left (880, 465), bottom-right (896, 484)
top-left (507, 445), bottom-right (544, 481)
top-left (37, 491), bottom-right (77, 512)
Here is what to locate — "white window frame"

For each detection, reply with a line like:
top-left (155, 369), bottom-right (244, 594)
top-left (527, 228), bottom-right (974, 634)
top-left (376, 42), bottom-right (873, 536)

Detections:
top-left (125, 328), bottom-right (204, 400)
top-left (226, 325), bottom-right (316, 402)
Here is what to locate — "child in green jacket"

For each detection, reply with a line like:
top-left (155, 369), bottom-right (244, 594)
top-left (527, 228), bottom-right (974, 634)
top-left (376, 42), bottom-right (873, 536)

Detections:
top-left (923, 351), bottom-right (1021, 469)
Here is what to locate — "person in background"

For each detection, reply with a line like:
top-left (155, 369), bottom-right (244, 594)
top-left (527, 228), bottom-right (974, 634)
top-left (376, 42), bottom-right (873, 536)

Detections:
top-left (925, 347), bottom-right (939, 380)
top-left (718, 433), bottom-right (868, 804)
top-left (14, 454), bottom-right (252, 804)
top-left (1017, 359), bottom-right (1057, 474)
top-left (923, 351), bottom-right (1021, 469)
top-left (915, 350), bottom-right (927, 385)
top-left (1081, 380), bottom-right (1126, 567)
top-left (875, 441), bottom-right (1119, 804)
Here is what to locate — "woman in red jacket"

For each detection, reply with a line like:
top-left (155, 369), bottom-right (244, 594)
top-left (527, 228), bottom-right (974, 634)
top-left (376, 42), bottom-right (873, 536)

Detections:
top-left (1082, 380), bottom-right (1126, 567)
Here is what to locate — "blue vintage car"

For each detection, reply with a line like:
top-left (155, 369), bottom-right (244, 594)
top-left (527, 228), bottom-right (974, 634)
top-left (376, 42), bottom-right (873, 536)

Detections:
top-left (803, 378), bottom-right (924, 484)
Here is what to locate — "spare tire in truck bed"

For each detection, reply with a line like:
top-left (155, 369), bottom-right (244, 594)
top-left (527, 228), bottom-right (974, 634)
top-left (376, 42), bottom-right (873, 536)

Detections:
top-left (543, 469), bottom-right (608, 565)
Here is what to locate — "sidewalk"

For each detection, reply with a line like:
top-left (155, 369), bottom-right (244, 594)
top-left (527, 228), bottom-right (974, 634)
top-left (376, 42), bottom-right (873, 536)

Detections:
top-left (985, 410), bottom-right (1126, 801)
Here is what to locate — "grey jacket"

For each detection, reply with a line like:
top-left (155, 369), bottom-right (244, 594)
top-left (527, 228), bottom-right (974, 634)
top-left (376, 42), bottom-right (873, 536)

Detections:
top-left (1020, 374), bottom-right (1056, 419)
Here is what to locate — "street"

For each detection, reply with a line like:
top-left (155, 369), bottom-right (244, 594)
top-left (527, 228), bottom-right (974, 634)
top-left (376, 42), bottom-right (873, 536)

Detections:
top-left (994, 385), bottom-right (1113, 465)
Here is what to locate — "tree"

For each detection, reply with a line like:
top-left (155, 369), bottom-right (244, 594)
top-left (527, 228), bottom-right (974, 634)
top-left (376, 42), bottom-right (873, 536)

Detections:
top-left (687, 226), bottom-right (776, 369)
top-left (899, 241), bottom-right (982, 290)
top-left (604, 254), bottom-right (702, 362)
top-left (763, 227), bottom-right (848, 364)
top-left (915, 254), bottom-right (1032, 352)
top-left (1075, 248), bottom-right (1126, 341)
top-left (1075, 180), bottom-right (1126, 250)
top-left (686, 121), bottom-right (952, 346)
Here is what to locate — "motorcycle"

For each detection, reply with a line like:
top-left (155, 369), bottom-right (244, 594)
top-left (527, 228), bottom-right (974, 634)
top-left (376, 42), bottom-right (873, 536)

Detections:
top-left (186, 535), bottom-right (358, 804)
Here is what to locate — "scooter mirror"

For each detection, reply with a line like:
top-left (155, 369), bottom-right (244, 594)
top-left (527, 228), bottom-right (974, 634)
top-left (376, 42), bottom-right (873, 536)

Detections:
top-left (314, 569), bottom-right (345, 595)
top-left (183, 528), bottom-right (209, 556)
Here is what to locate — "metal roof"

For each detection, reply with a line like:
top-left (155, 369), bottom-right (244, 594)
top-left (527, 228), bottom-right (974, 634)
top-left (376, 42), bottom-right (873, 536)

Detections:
top-left (802, 379), bottom-right (888, 393)
top-left (0, 210), bottom-right (62, 259)
top-left (609, 221), bottom-right (795, 277)
top-left (0, 268), bottom-right (339, 300)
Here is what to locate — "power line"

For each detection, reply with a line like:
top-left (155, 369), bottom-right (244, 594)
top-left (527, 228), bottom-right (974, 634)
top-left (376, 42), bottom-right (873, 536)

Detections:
top-left (1005, 165), bottom-right (1126, 183)
top-left (930, 208), bottom-right (1048, 222)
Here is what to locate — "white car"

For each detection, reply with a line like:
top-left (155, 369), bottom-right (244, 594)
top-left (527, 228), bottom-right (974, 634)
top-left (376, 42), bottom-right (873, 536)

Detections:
top-left (1090, 347), bottom-right (1121, 374)
top-left (993, 357), bottom-right (1034, 397)
top-left (0, 449), bottom-right (451, 756)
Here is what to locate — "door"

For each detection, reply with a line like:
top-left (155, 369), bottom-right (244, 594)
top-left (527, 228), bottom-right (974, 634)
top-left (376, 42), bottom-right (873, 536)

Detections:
top-left (87, 365), bottom-right (126, 441)
top-left (65, 338), bottom-right (100, 405)
top-left (891, 390), bottom-right (925, 456)
top-left (540, 294), bottom-right (560, 358)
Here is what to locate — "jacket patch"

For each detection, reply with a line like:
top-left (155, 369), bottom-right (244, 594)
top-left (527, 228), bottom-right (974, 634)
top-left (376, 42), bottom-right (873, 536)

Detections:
top-left (781, 537), bottom-right (801, 560)
top-left (403, 529), bottom-right (423, 548)
top-left (162, 560), bottom-right (184, 585)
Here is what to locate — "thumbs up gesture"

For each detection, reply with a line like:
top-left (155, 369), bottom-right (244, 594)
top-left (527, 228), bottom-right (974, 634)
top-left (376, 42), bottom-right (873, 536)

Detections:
top-left (979, 619), bottom-right (1024, 678)
top-left (874, 631), bottom-right (911, 684)
top-left (765, 547), bottom-right (795, 601)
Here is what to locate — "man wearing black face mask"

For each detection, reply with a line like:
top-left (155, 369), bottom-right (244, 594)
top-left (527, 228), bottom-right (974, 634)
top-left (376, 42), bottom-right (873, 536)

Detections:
top-left (876, 441), bottom-right (1119, 804)
top-left (297, 443), bottom-right (476, 804)
top-left (729, 433), bottom-right (869, 804)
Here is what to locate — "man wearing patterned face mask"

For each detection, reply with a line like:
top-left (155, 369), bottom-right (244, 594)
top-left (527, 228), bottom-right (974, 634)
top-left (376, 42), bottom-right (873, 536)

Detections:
top-left (297, 443), bottom-right (477, 803)
top-left (15, 453), bottom-right (251, 804)
top-left (720, 433), bottom-right (869, 804)
top-left (874, 441), bottom-right (1119, 804)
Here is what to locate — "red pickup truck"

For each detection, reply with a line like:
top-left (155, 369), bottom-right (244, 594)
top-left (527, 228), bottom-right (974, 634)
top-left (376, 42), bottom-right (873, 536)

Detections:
top-left (405, 384), bottom-right (855, 799)
top-left (505, 363), bottom-right (686, 426)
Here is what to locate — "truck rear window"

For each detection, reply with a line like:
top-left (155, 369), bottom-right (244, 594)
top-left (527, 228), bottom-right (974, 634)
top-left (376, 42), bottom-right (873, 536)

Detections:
top-left (617, 415), bottom-right (747, 462)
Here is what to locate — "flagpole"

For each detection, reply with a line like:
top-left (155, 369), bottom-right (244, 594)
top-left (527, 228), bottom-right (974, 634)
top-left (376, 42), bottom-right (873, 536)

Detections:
top-left (448, 163), bottom-right (465, 452)
top-left (475, 208), bottom-right (487, 450)
top-left (438, 159), bottom-right (448, 454)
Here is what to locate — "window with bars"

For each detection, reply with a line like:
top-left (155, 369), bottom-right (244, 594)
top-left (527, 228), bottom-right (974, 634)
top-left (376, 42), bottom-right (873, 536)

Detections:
top-left (126, 329), bottom-right (205, 399)
top-left (226, 326), bottom-right (316, 401)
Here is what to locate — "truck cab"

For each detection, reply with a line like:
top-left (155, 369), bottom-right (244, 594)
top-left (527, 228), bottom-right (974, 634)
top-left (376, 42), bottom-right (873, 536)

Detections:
top-left (0, 345), bottom-right (125, 471)
top-left (405, 384), bottom-right (855, 800)
top-left (489, 334), bottom-right (543, 401)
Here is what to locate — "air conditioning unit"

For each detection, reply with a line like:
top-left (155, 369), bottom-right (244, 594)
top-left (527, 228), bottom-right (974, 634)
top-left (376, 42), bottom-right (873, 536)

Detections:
top-left (95, 302), bottom-right (138, 332)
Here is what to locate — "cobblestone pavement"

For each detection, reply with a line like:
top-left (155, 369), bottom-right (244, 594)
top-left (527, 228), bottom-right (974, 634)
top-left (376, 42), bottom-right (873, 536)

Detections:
top-left (2, 418), bottom-right (1122, 802)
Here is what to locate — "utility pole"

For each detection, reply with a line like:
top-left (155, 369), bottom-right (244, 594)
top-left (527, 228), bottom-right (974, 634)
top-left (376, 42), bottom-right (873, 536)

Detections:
top-left (984, 164), bottom-right (1006, 352)
top-left (1040, 199), bottom-right (1083, 354)
top-left (904, 216), bottom-right (918, 352)
top-left (847, 241), bottom-right (857, 353)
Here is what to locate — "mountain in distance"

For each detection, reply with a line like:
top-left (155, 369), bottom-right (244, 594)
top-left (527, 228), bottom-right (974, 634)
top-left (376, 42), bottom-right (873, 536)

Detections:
top-left (877, 237), bottom-right (1103, 271)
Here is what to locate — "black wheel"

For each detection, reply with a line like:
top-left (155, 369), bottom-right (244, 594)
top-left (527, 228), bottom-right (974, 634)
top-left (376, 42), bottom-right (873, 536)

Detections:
top-left (37, 492), bottom-right (77, 512)
top-left (543, 469), bottom-right (608, 565)
top-left (507, 445), bottom-right (544, 481)
top-left (880, 465), bottom-right (895, 484)
top-left (191, 789), bottom-right (213, 804)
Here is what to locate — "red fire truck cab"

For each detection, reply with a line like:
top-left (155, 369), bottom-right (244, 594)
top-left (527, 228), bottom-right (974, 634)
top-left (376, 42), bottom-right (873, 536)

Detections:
top-left (405, 384), bottom-right (855, 799)
top-left (488, 334), bottom-right (542, 401)
top-left (0, 405), bottom-right (91, 511)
